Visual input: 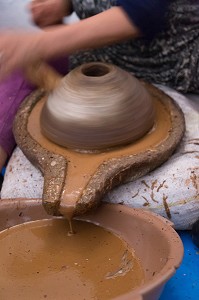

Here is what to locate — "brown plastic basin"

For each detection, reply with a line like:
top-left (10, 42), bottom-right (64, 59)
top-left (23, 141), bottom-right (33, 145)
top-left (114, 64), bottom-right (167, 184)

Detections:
top-left (0, 198), bottom-right (183, 300)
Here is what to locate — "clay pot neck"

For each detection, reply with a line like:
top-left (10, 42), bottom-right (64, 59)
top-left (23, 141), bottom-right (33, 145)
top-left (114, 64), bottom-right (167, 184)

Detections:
top-left (81, 63), bottom-right (110, 77)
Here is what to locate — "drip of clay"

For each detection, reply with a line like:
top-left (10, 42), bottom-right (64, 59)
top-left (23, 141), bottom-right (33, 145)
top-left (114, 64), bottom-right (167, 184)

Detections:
top-left (40, 62), bottom-right (155, 150)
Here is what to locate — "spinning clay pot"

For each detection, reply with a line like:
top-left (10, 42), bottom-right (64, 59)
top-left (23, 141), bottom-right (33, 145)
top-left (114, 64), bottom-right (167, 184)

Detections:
top-left (40, 62), bottom-right (155, 150)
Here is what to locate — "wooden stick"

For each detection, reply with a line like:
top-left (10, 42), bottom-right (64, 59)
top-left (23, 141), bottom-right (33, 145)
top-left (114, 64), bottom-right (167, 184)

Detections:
top-left (25, 62), bottom-right (62, 92)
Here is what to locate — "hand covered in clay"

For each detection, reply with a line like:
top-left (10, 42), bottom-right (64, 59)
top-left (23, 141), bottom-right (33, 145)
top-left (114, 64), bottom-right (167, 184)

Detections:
top-left (0, 31), bottom-right (47, 79)
top-left (30, 0), bottom-right (72, 27)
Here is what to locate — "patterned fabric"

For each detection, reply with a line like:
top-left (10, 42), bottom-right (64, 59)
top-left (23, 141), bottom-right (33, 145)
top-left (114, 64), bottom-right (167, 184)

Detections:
top-left (70, 0), bottom-right (199, 93)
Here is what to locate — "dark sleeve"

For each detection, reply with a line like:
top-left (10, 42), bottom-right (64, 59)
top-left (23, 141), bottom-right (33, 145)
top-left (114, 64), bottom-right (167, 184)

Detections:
top-left (116, 0), bottom-right (169, 39)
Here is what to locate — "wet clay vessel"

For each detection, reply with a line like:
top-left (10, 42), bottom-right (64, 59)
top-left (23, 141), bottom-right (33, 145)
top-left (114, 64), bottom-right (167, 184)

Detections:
top-left (0, 199), bottom-right (184, 300)
top-left (40, 63), bottom-right (155, 150)
top-left (13, 62), bottom-right (185, 216)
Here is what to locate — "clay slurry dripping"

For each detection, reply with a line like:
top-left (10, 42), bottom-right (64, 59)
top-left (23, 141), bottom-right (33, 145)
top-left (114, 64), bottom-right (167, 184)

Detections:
top-left (0, 219), bottom-right (145, 299)
top-left (62, 204), bottom-right (76, 235)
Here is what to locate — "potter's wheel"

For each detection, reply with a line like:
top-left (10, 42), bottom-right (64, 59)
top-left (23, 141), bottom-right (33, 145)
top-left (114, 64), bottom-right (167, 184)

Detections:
top-left (13, 64), bottom-right (185, 216)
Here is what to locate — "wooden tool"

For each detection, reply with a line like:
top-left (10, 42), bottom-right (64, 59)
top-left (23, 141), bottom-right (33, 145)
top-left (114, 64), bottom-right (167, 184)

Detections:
top-left (25, 62), bottom-right (62, 91)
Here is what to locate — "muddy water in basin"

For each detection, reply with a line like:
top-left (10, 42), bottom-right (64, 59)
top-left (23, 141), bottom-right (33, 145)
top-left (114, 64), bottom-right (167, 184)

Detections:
top-left (0, 219), bottom-right (144, 300)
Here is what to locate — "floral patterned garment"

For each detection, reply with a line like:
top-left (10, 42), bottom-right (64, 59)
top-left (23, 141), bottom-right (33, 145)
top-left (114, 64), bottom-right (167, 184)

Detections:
top-left (70, 0), bottom-right (199, 93)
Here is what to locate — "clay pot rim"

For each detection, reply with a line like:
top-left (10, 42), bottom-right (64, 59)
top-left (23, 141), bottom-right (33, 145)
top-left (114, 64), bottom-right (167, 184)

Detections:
top-left (0, 198), bottom-right (183, 299)
top-left (78, 62), bottom-right (115, 79)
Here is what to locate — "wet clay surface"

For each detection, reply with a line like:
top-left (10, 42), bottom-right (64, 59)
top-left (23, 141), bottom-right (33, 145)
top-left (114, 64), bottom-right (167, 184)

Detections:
top-left (0, 219), bottom-right (144, 300)
top-left (13, 83), bottom-right (185, 216)
top-left (29, 94), bottom-right (170, 216)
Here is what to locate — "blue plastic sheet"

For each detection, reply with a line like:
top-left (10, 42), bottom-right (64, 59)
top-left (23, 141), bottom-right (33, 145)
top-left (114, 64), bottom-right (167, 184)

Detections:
top-left (160, 231), bottom-right (199, 300)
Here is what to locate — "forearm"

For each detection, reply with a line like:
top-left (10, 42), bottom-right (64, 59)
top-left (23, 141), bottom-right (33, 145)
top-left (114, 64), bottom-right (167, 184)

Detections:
top-left (0, 6), bottom-right (140, 78)
top-left (42, 7), bottom-right (140, 59)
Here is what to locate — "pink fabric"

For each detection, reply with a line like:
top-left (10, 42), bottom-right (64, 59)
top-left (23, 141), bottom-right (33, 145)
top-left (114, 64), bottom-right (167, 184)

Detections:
top-left (0, 57), bottom-right (68, 156)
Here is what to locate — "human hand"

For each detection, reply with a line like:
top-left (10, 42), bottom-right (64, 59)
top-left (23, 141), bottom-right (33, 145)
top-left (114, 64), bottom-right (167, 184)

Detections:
top-left (30, 0), bottom-right (70, 27)
top-left (0, 30), bottom-right (46, 79)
